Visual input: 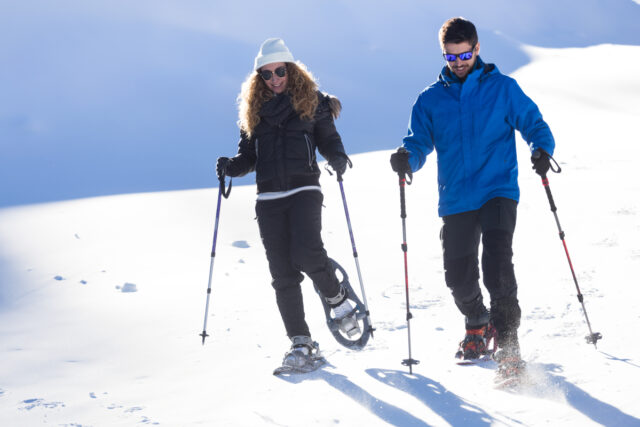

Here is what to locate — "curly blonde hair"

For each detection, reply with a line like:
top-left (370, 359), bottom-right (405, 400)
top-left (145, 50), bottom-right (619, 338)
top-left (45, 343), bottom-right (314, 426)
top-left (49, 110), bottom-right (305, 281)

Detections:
top-left (237, 62), bottom-right (318, 137)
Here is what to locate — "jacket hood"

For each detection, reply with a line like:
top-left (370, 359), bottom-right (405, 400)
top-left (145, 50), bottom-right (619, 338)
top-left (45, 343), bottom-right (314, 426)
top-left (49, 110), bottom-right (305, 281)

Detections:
top-left (320, 92), bottom-right (342, 119)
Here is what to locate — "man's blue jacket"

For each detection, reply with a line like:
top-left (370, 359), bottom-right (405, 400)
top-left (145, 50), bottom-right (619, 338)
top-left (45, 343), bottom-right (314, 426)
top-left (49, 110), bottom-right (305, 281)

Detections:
top-left (402, 57), bottom-right (555, 217)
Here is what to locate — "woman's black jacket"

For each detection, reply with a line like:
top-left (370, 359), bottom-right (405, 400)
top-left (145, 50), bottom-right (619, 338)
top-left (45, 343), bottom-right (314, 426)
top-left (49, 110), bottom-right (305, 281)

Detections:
top-left (227, 91), bottom-right (347, 193)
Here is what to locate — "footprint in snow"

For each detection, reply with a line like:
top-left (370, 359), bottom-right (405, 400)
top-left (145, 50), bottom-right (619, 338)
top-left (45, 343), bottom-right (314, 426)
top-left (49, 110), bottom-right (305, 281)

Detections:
top-left (54, 275), bottom-right (64, 281)
top-left (232, 240), bottom-right (250, 248)
top-left (615, 207), bottom-right (636, 215)
top-left (89, 392), bottom-right (108, 399)
top-left (596, 236), bottom-right (618, 247)
top-left (140, 415), bottom-right (159, 425)
top-left (20, 398), bottom-right (65, 411)
top-left (116, 283), bottom-right (138, 293)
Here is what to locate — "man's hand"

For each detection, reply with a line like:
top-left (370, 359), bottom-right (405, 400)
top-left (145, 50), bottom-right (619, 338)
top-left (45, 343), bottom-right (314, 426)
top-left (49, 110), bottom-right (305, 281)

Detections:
top-left (390, 147), bottom-right (411, 175)
top-left (531, 148), bottom-right (551, 177)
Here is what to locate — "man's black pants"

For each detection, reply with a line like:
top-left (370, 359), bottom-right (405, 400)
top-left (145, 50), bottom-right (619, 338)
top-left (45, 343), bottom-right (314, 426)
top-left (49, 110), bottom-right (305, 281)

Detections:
top-left (440, 197), bottom-right (521, 341)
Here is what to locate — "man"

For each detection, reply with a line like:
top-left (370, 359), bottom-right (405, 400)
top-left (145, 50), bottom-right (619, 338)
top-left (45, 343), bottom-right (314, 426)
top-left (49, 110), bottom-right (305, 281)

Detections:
top-left (390, 17), bottom-right (555, 380)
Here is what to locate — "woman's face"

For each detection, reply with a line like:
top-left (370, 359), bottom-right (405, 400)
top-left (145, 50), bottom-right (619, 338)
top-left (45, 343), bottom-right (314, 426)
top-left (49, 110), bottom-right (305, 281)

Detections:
top-left (259, 62), bottom-right (288, 94)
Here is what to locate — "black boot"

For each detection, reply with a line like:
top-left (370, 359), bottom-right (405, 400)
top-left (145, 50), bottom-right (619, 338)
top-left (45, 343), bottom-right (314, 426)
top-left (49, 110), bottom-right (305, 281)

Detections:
top-left (455, 323), bottom-right (497, 360)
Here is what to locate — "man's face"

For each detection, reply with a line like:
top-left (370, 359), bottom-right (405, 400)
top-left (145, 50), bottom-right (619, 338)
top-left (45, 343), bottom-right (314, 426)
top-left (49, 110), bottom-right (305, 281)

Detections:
top-left (443, 41), bottom-right (479, 80)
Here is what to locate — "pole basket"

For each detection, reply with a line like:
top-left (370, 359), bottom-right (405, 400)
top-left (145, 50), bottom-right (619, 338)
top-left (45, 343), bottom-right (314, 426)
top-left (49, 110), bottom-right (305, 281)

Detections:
top-left (586, 332), bottom-right (602, 346)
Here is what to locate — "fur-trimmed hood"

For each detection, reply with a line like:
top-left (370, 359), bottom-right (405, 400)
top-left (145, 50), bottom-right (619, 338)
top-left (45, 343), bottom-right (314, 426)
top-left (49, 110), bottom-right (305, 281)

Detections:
top-left (319, 92), bottom-right (342, 120)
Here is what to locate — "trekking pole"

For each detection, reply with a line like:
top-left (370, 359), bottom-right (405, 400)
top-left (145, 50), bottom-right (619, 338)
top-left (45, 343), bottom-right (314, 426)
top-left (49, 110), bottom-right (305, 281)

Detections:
top-left (397, 167), bottom-right (419, 373)
top-left (336, 169), bottom-right (375, 338)
top-left (534, 152), bottom-right (602, 348)
top-left (200, 176), bottom-right (232, 345)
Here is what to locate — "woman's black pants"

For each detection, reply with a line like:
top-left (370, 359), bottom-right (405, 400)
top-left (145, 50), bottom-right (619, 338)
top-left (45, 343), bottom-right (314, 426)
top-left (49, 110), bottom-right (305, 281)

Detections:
top-left (256, 190), bottom-right (341, 339)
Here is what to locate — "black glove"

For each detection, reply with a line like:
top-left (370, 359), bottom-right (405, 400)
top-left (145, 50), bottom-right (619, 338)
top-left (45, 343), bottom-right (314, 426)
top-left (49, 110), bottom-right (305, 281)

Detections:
top-left (390, 147), bottom-right (411, 175)
top-left (531, 148), bottom-right (551, 177)
top-left (329, 154), bottom-right (349, 176)
top-left (216, 157), bottom-right (231, 180)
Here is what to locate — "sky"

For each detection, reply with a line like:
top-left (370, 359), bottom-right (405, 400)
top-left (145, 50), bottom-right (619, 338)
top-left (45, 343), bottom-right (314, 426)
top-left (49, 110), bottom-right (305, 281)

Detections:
top-left (1, 0), bottom-right (640, 207)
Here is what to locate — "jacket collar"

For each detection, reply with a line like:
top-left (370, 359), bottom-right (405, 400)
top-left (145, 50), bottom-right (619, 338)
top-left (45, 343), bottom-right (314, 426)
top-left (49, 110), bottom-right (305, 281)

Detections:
top-left (438, 56), bottom-right (497, 87)
top-left (259, 93), bottom-right (295, 125)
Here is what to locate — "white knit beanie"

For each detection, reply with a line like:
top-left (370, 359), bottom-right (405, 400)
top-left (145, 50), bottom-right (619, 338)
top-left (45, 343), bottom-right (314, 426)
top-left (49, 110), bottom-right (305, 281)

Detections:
top-left (254, 38), bottom-right (295, 71)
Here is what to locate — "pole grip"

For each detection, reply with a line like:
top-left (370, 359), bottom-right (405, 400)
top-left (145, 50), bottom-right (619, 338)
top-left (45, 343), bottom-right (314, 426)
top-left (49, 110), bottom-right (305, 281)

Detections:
top-left (399, 176), bottom-right (407, 219)
top-left (541, 176), bottom-right (557, 212)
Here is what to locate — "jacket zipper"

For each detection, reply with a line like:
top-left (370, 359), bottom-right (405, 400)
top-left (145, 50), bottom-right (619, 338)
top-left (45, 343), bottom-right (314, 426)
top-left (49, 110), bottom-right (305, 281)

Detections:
top-left (255, 138), bottom-right (259, 158)
top-left (304, 134), bottom-right (313, 168)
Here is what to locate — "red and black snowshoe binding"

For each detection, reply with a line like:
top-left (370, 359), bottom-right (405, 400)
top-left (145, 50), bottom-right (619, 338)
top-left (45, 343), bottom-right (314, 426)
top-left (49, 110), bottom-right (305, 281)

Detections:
top-left (455, 324), bottom-right (497, 365)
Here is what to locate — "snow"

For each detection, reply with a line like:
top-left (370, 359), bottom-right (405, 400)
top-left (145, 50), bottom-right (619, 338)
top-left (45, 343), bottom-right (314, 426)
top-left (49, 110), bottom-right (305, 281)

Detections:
top-left (2, 22), bottom-right (640, 427)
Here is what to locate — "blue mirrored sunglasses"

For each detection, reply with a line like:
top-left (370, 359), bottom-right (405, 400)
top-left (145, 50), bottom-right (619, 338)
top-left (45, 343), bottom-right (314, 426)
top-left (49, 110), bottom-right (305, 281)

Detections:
top-left (259, 66), bottom-right (287, 80)
top-left (443, 50), bottom-right (474, 62)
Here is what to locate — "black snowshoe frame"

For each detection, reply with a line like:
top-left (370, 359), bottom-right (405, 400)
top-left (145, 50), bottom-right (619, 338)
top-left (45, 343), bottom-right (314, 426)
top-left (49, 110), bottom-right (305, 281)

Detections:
top-left (314, 259), bottom-right (372, 350)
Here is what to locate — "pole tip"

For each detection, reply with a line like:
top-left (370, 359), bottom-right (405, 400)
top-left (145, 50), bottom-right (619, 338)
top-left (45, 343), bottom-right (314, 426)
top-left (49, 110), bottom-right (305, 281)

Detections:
top-left (200, 331), bottom-right (209, 345)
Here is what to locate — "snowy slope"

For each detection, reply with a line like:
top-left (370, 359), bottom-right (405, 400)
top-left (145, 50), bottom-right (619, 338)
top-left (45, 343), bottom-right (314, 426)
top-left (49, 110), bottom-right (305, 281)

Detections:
top-left (1, 44), bottom-right (640, 426)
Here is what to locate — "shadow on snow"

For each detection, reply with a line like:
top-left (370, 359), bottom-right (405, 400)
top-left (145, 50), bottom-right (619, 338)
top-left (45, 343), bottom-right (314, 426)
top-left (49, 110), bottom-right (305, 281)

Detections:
top-left (276, 366), bottom-right (495, 426)
top-left (275, 361), bottom-right (640, 427)
top-left (367, 369), bottom-right (495, 426)
top-left (527, 362), bottom-right (640, 426)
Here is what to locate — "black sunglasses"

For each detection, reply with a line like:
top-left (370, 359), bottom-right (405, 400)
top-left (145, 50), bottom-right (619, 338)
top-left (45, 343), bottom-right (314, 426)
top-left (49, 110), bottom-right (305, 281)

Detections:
top-left (259, 65), bottom-right (287, 81)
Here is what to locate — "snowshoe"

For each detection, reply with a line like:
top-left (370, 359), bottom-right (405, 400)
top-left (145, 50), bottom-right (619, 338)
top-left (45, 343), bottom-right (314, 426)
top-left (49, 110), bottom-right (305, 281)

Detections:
top-left (493, 348), bottom-right (527, 389)
top-left (273, 336), bottom-right (326, 376)
top-left (332, 298), bottom-right (361, 338)
top-left (455, 323), bottom-right (497, 365)
top-left (314, 259), bottom-right (372, 350)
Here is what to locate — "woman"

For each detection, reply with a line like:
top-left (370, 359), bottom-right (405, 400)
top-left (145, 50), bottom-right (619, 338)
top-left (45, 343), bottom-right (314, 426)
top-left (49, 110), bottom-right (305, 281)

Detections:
top-left (216, 38), bottom-right (357, 369)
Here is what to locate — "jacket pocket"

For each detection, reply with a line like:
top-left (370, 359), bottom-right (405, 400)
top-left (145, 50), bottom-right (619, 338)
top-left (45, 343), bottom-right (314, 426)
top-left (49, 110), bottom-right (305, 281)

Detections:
top-left (284, 132), bottom-right (313, 160)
